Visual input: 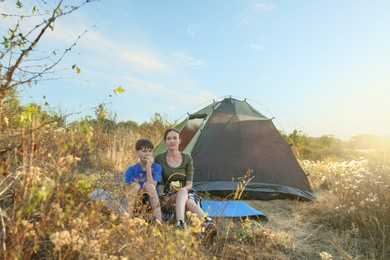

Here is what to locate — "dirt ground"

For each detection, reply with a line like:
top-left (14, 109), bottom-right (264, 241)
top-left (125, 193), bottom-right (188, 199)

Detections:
top-left (246, 199), bottom-right (306, 231)
top-left (244, 199), bottom-right (337, 259)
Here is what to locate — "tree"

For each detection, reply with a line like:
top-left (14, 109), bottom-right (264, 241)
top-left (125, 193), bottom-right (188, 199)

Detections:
top-left (0, 0), bottom-right (95, 123)
top-left (0, 2), bottom-right (100, 258)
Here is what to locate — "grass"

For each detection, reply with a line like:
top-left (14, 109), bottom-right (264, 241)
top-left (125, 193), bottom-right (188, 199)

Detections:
top-left (298, 156), bottom-right (390, 259)
top-left (1, 117), bottom-right (389, 259)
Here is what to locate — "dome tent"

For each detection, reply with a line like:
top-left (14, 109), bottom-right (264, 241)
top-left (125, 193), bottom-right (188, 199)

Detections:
top-left (154, 97), bottom-right (315, 201)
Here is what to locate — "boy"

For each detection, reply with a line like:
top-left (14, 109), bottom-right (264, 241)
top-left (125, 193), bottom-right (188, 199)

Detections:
top-left (123, 138), bottom-right (162, 222)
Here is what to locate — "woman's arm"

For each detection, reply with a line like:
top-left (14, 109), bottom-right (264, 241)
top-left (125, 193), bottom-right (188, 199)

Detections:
top-left (183, 180), bottom-right (193, 191)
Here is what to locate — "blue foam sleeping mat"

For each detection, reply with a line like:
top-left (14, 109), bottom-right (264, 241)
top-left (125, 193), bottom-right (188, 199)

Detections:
top-left (90, 189), bottom-right (268, 220)
top-left (201, 200), bottom-right (268, 220)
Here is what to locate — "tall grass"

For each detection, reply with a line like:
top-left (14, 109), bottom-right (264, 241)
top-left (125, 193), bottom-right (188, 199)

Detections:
top-left (1, 109), bottom-right (389, 258)
top-left (301, 153), bottom-right (390, 258)
top-left (0, 114), bottom-right (208, 259)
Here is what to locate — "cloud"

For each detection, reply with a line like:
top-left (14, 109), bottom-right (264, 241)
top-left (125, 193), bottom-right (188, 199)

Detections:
top-left (121, 76), bottom-right (168, 95)
top-left (0, 5), bottom-right (170, 74)
top-left (252, 1), bottom-right (275, 11)
top-left (118, 50), bottom-right (168, 71)
top-left (113, 75), bottom-right (216, 122)
top-left (172, 51), bottom-right (205, 69)
top-left (52, 24), bottom-right (171, 72)
top-left (249, 43), bottom-right (264, 52)
top-left (239, 15), bottom-right (252, 26)
top-left (187, 24), bottom-right (201, 37)
top-left (238, 1), bottom-right (275, 27)
top-left (120, 75), bottom-right (214, 105)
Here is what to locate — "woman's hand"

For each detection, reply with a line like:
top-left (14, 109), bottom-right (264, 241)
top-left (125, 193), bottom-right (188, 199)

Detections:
top-left (170, 181), bottom-right (182, 193)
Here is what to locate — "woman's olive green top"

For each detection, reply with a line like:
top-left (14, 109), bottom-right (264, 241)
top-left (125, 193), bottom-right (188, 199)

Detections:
top-left (154, 152), bottom-right (194, 192)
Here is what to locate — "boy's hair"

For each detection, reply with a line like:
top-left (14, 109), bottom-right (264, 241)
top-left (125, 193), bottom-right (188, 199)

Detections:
top-left (135, 138), bottom-right (154, 150)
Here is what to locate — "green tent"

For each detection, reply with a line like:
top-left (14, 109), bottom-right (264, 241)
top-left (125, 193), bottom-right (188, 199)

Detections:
top-left (155, 97), bottom-right (315, 201)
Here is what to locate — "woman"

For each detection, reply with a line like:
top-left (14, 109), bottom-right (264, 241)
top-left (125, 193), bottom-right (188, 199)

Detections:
top-left (155, 128), bottom-right (214, 230)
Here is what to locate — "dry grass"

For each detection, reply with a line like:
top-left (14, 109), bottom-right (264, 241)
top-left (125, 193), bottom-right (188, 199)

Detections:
top-left (1, 115), bottom-right (389, 259)
top-left (297, 155), bottom-right (390, 259)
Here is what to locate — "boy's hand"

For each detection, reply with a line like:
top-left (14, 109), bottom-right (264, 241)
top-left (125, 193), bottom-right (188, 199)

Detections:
top-left (144, 155), bottom-right (154, 167)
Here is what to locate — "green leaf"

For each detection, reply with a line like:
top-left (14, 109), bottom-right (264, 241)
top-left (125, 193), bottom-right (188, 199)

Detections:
top-left (16, 0), bottom-right (23, 9)
top-left (98, 111), bottom-right (106, 118)
top-left (55, 7), bottom-right (62, 15)
top-left (113, 86), bottom-right (125, 95)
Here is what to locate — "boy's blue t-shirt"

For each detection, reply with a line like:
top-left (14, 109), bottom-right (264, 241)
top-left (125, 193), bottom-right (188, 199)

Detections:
top-left (123, 162), bottom-right (162, 190)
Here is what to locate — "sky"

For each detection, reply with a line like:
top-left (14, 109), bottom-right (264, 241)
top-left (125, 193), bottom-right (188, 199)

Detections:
top-left (1, 0), bottom-right (390, 140)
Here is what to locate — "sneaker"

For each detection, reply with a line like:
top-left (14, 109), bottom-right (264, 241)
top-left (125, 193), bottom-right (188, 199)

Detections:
top-left (202, 216), bottom-right (213, 228)
top-left (202, 217), bottom-right (217, 241)
top-left (175, 220), bottom-right (187, 230)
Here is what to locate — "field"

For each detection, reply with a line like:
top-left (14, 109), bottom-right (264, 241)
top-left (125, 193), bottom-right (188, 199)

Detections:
top-left (1, 2), bottom-right (389, 258)
top-left (207, 157), bottom-right (390, 259)
top-left (0, 114), bottom-right (389, 259)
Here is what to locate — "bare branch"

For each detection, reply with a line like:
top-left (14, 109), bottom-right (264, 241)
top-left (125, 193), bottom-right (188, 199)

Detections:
top-left (10, 27), bottom-right (92, 89)
top-left (0, 207), bottom-right (7, 253)
top-left (2, 0), bottom-right (65, 93)
top-left (0, 0), bottom-right (97, 104)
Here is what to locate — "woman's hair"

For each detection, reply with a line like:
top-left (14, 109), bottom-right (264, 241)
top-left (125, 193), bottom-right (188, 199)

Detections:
top-left (135, 138), bottom-right (154, 150)
top-left (163, 128), bottom-right (180, 141)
